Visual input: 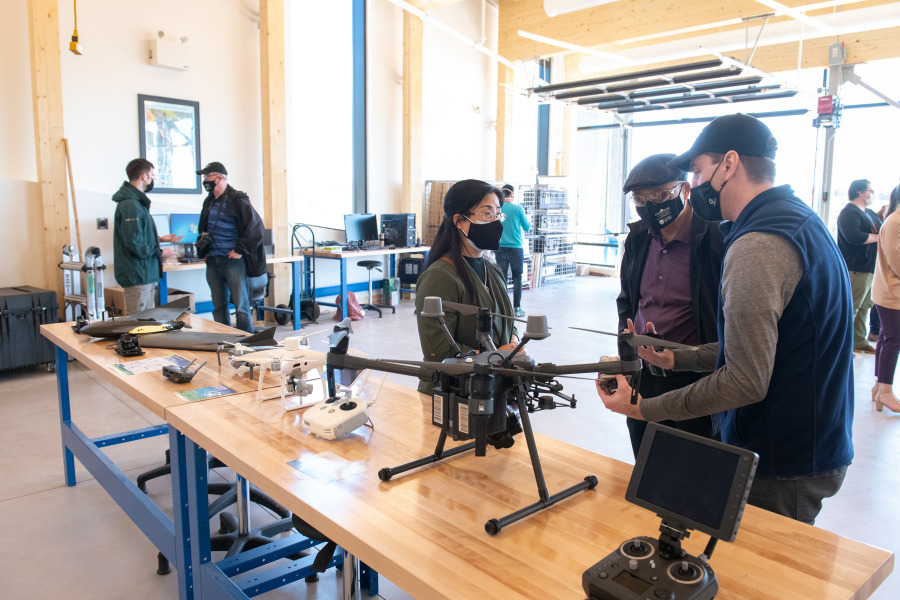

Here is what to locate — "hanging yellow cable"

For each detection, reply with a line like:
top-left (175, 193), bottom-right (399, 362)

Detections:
top-left (69, 0), bottom-right (82, 55)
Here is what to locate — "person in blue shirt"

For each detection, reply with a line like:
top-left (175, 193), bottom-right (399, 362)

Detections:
top-left (196, 162), bottom-right (265, 333)
top-left (495, 184), bottom-right (532, 317)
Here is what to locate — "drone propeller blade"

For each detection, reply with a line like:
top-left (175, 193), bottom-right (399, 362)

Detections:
top-left (568, 326), bottom-right (692, 350)
top-left (441, 301), bottom-right (481, 316)
top-left (625, 333), bottom-right (692, 350)
top-left (440, 300), bottom-right (526, 323)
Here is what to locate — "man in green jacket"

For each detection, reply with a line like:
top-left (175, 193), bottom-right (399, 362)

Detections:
top-left (112, 158), bottom-right (176, 315)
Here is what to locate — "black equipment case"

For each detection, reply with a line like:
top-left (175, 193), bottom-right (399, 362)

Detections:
top-left (0, 286), bottom-right (60, 370)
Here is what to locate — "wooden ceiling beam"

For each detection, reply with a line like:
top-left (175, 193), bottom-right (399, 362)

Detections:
top-left (499, 0), bottom-right (899, 63)
top-left (561, 25), bottom-right (900, 83)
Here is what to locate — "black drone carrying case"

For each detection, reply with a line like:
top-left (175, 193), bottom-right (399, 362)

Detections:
top-left (0, 286), bottom-right (59, 371)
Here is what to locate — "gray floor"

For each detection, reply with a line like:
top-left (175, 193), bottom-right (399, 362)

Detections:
top-left (0, 275), bottom-right (896, 599)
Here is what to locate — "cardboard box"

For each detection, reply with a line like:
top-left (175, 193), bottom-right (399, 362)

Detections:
top-left (106, 285), bottom-right (195, 315)
top-left (167, 288), bottom-right (195, 312)
top-left (105, 286), bottom-right (127, 316)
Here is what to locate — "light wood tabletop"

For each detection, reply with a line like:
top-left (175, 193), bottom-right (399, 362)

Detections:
top-left (166, 380), bottom-right (894, 600)
top-left (162, 254), bottom-right (304, 273)
top-left (300, 246), bottom-right (429, 259)
top-left (41, 317), bottom-right (281, 420)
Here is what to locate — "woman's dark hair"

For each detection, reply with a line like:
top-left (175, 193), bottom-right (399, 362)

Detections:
top-left (426, 179), bottom-right (502, 303)
top-left (889, 185), bottom-right (900, 219)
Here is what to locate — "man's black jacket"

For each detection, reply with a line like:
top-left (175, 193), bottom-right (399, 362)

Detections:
top-left (616, 215), bottom-right (726, 345)
top-left (836, 203), bottom-right (881, 273)
top-left (198, 185), bottom-right (266, 277)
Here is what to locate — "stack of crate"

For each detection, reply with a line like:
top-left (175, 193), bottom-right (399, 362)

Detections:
top-left (424, 181), bottom-right (456, 246)
top-left (523, 186), bottom-right (576, 287)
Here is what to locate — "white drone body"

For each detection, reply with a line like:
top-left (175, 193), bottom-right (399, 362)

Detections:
top-left (237, 336), bottom-right (328, 410)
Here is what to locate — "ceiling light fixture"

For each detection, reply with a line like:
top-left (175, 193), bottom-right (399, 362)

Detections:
top-left (517, 30), bottom-right (634, 64)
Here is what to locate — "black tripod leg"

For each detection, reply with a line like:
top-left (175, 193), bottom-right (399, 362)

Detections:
top-left (378, 430), bottom-right (476, 481)
top-left (483, 385), bottom-right (599, 535)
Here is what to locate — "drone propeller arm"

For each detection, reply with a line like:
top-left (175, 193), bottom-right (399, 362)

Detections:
top-left (534, 358), bottom-right (642, 377)
top-left (326, 352), bottom-right (432, 381)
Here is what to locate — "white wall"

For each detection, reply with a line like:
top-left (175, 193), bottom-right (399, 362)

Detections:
top-left (0, 0), bottom-right (502, 296)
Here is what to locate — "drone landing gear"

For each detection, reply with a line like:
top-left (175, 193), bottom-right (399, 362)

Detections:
top-left (377, 385), bottom-right (598, 535)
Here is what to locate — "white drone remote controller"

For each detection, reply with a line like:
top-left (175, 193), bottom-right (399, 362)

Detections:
top-left (302, 395), bottom-right (369, 440)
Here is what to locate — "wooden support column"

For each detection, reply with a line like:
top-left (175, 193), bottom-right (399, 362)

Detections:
top-left (259, 0), bottom-right (290, 321)
top-left (495, 64), bottom-right (513, 182)
top-left (402, 12), bottom-right (423, 233)
top-left (28, 0), bottom-right (69, 300)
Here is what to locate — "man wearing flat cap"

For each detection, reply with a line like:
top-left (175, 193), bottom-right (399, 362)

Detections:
top-left (196, 162), bottom-right (265, 333)
top-left (616, 153), bottom-right (725, 457)
top-left (599, 114), bottom-right (854, 525)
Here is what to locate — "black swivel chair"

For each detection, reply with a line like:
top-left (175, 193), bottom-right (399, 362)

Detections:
top-left (357, 260), bottom-right (396, 318)
top-left (136, 449), bottom-right (292, 573)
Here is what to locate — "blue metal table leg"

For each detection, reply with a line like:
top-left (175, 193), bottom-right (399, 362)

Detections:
top-left (292, 260), bottom-right (301, 330)
top-left (340, 258), bottom-right (348, 318)
top-left (184, 436), bottom-right (212, 595)
top-left (55, 345), bottom-right (76, 486)
top-left (160, 271), bottom-right (169, 304)
top-left (169, 428), bottom-right (195, 600)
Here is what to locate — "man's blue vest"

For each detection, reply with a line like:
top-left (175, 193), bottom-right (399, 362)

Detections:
top-left (717, 185), bottom-right (854, 476)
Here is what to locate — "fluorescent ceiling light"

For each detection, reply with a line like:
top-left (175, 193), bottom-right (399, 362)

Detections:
top-left (518, 30), bottom-right (634, 64)
top-left (544, 0), bottom-right (621, 18)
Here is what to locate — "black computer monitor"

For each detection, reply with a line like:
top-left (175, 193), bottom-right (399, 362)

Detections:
top-left (169, 213), bottom-right (201, 258)
top-left (626, 424), bottom-right (758, 542)
top-left (344, 213), bottom-right (379, 246)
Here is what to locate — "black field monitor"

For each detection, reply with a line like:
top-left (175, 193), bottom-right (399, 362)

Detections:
top-left (626, 424), bottom-right (758, 542)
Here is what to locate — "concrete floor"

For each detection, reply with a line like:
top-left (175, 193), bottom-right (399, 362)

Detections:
top-left (0, 275), bottom-right (896, 599)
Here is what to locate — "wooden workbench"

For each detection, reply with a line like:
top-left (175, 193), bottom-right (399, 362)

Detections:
top-left (166, 380), bottom-right (894, 600)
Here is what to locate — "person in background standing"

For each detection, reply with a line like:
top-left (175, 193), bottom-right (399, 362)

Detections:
top-left (837, 179), bottom-right (881, 354)
top-left (196, 162), bottom-right (265, 333)
top-left (871, 184), bottom-right (900, 413)
top-left (112, 158), bottom-right (177, 315)
top-left (495, 183), bottom-right (532, 317)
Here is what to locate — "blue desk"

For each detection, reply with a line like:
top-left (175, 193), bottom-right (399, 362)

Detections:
top-left (302, 246), bottom-right (429, 317)
top-left (161, 256), bottom-right (305, 328)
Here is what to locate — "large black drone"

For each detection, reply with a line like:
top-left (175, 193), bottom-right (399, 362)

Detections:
top-left (323, 297), bottom-right (689, 535)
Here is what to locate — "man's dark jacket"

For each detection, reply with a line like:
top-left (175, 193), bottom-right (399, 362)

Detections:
top-left (197, 185), bottom-right (266, 277)
top-left (616, 214), bottom-right (726, 343)
top-left (112, 182), bottom-right (161, 287)
top-left (836, 203), bottom-right (881, 273)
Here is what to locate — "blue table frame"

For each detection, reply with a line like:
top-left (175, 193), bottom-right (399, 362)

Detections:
top-left (53, 345), bottom-right (195, 599)
top-left (49, 335), bottom-right (376, 599)
top-left (304, 246), bottom-right (428, 317)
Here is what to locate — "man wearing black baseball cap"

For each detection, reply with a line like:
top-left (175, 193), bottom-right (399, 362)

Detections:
top-left (599, 114), bottom-right (855, 524)
top-left (195, 162), bottom-right (265, 333)
top-left (616, 153), bottom-right (725, 457)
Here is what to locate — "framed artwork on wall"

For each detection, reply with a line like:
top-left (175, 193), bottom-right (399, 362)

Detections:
top-left (138, 94), bottom-right (201, 194)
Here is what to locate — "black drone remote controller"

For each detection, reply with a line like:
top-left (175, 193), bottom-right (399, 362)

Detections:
top-left (583, 536), bottom-right (717, 600)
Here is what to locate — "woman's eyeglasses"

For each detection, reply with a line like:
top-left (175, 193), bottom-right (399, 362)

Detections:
top-left (466, 210), bottom-right (506, 223)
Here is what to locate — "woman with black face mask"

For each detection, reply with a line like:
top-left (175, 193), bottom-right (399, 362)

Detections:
top-left (414, 179), bottom-right (519, 393)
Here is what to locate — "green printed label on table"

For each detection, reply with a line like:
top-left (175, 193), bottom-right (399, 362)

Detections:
top-left (175, 385), bottom-right (237, 402)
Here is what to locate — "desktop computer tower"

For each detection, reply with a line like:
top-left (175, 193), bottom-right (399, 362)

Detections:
top-left (381, 213), bottom-right (416, 247)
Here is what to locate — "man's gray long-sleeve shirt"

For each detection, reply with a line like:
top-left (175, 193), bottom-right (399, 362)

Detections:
top-left (640, 232), bottom-right (803, 422)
